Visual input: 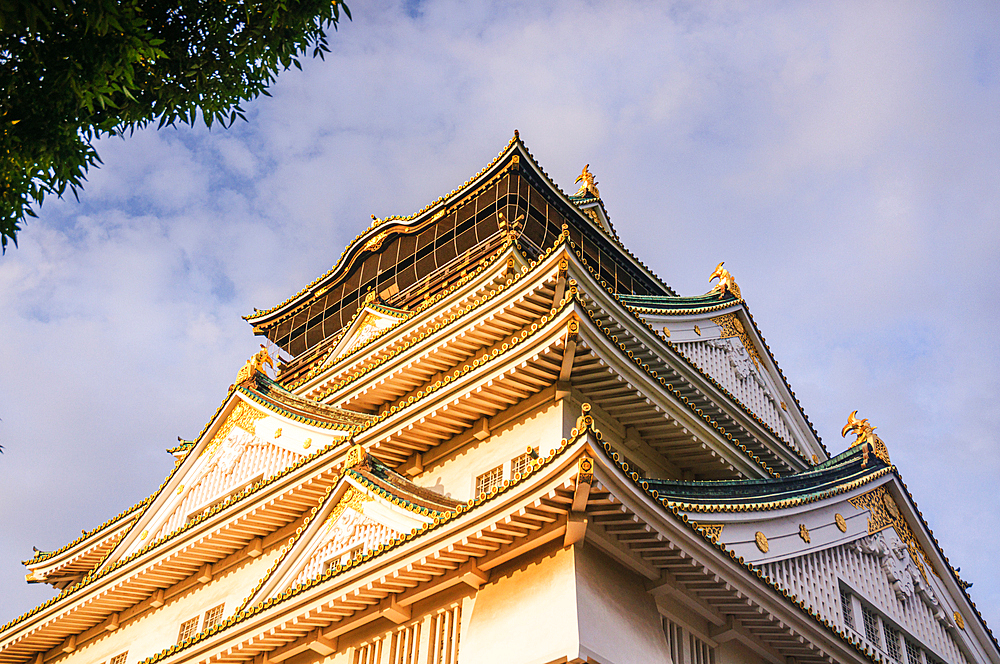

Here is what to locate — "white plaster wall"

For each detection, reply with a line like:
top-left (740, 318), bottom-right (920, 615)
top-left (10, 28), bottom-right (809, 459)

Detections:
top-left (575, 545), bottom-right (673, 664)
top-left (459, 546), bottom-right (579, 664)
top-left (59, 550), bottom-right (279, 664)
top-left (413, 400), bottom-right (564, 502)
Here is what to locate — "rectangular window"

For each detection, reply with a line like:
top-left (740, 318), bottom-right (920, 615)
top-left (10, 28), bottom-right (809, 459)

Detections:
top-left (840, 588), bottom-right (854, 628)
top-left (905, 639), bottom-right (923, 664)
top-left (203, 604), bottom-right (225, 630)
top-left (662, 618), bottom-right (685, 664)
top-left (325, 543), bottom-right (364, 573)
top-left (862, 606), bottom-right (881, 648)
top-left (884, 623), bottom-right (902, 662)
top-left (689, 633), bottom-right (715, 664)
top-left (109, 652), bottom-right (128, 664)
top-left (177, 616), bottom-right (200, 644)
top-left (510, 448), bottom-right (537, 479)
top-left (474, 465), bottom-right (503, 497)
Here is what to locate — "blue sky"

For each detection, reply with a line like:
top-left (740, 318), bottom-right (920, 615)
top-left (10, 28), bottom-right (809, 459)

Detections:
top-left (1, 0), bottom-right (998, 637)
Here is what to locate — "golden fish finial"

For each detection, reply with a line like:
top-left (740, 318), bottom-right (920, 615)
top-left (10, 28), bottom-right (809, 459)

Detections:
top-left (708, 262), bottom-right (741, 300)
top-left (842, 410), bottom-right (890, 467)
top-left (841, 410), bottom-right (875, 445)
top-left (235, 344), bottom-right (274, 386)
top-left (574, 164), bottom-right (600, 199)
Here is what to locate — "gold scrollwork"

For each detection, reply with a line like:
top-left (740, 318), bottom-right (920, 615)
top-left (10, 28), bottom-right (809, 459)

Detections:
top-left (324, 487), bottom-right (373, 531)
top-left (755, 531), bottom-right (769, 553)
top-left (954, 612), bottom-right (965, 630)
top-left (578, 456), bottom-right (594, 485)
top-left (696, 523), bottom-right (724, 542)
top-left (202, 401), bottom-right (267, 460)
top-left (344, 444), bottom-right (369, 470)
top-left (364, 231), bottom-right (389, 252)
top-left (711, 313), bottom-right (761, 368)
top-left (799, 524), bottom-right (811, 543)
top-left (848, 486), bottom-right (934, 581)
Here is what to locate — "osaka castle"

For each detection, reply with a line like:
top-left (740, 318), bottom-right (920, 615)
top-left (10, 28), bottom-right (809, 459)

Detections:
top-left (3, 134), bottom-right (997, 664)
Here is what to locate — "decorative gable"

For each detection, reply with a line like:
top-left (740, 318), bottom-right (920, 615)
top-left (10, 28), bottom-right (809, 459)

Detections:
top-left (324, 300), bottom-right (409, 368)
top-left (118, 399), bottom-right (307, 558)
top-left (282, 485), bottom-right (399, 591)
top-left (245, 447), bottom-right (459, 605)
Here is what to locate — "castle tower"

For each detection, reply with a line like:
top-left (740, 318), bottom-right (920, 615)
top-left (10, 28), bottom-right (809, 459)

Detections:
top-left (3, 135), bottom-right (996, 664)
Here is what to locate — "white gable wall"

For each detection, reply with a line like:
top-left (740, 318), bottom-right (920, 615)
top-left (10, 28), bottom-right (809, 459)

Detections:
top-left (762, 540), bottom-right (966, 664)
top-left (675, 340), bottom-right (796, 449)
top-left (151, 432), bottom-right (301, 542)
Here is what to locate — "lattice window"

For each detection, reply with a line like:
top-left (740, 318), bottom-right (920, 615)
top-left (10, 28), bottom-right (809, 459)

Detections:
top-left (109, 652), bottom-right (128, 664)
top-left (663, 618), bottom-right (684, 664)
top-left (862, 605), bottom-right (881, 648)
top-left (474, 465), bottom-right (503, 497)
top-left (510, 448), bottom-right (537, 478)
top-left (203, 604), bottom-right (225, 630)
top-left (177, 616), bottom-right (200, 644)
top-left (690, 633), bottom-right (716, 664)
top-left (325, 542), bottom-right (365, 574)
top-left (428, 605), bottom-right (461, 664)
top-left (354, 639), bottom-right (382, 664)
top-left (884, 623), bottom-right (903, 662)
top-left (905, 639), bottom-right (923, 664)
top-left (840, 587), bottom-right (854, 628)
top-left (388, 622), bottom-right (421, 664)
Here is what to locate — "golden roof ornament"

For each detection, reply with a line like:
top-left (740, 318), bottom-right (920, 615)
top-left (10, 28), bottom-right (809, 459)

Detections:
top-left (708, 262), bottom-right (741, 300)
top-left (235, 344), bottom-right (274, 386)
top-left (574, 164), bottom-right (600, 199)
top-left (842, 410), bottom-right (891, 467)
top-left (344, 443), bottom-right (370, 470)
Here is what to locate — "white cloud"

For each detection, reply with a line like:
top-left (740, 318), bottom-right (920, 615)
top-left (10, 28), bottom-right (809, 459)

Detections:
top-left (2, 0), bottom-right (998, 634)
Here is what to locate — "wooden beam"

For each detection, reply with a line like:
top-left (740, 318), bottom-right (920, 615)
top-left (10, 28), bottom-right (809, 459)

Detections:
top-left (559, 340), bottom-right (577, 382)
top-left (564, 512), bottom-right (588, 547)
top-left (379, 596), bottom-right (411, 624)
top-left (459, 560), bottom-right (490, 588)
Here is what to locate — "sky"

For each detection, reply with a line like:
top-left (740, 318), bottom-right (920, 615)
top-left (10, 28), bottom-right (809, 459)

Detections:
top-left (1, 0), bottom-right (998, 642)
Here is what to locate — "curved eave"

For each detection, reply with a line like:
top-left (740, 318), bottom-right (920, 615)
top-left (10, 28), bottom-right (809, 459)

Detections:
top-left (622, 293), bottom-right (827, 459)
top-left (247, 132), bottom-right (677, 332)
top-left (618, 291), bottom-right (742, 315)
top-left (242, 374), bottom-right (373, 432)
top-left (245, 133), bottom-right (523, 327)
top-left (21, 502), bottom-right (144, 569)
top-left (652, 447), bottom-right (887, 511)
